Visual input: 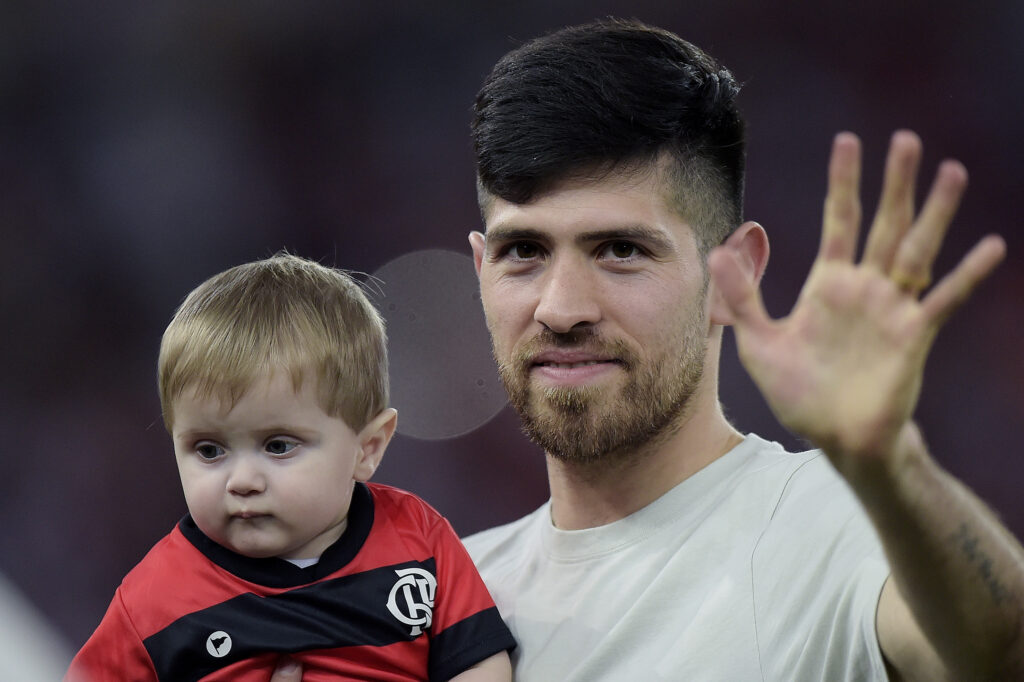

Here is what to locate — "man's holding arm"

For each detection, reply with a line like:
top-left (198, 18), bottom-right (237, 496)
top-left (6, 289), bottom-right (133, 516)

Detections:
top-left (711, 129), bottom-right (1023, 680)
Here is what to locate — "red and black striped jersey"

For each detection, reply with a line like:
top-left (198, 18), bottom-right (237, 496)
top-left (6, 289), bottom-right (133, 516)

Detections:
top-left (68, 483), bottom-right (514, 681)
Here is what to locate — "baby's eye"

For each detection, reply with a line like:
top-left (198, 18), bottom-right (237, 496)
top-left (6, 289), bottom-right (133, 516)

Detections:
top-left (266, 439), bottom-right (299, 456)
top-left (196, 443), bottom-right (225, 461)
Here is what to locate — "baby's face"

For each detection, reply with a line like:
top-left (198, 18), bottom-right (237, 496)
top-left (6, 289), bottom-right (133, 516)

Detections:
top-left (170, 371), bottom-right (367, 560)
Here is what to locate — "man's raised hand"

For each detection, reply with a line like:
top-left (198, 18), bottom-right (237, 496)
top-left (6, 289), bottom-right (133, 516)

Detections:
top-left (709, 131), bottom-right (1005, 479)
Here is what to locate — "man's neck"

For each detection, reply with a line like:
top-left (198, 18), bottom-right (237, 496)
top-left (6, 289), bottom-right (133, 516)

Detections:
top-left (545, 399), bottom-right (743, 530)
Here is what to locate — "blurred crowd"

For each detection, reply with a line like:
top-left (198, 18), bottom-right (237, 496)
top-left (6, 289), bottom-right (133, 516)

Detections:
top-left (1, 0), bottom-right (1021, 652)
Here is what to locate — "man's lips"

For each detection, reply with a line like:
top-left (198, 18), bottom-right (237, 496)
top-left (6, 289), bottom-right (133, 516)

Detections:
top-left (529, 351), bottom-right (621, 369)
top-left (534, 359), bottom-right (621, 369)
top-left (528, 350), bottom-right (623, 385)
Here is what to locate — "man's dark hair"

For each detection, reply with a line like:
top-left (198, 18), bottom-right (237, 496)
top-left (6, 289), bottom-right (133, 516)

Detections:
top-left (472, 18), bottom-right (745, 253)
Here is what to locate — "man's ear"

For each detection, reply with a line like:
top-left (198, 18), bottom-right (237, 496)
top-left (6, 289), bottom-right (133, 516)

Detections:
top-left (469, 231), bottom-right (486, 276)
top-left (353, 408), bottom-right (398, 482)
top-left (708, 221), bottom-right (770, 326)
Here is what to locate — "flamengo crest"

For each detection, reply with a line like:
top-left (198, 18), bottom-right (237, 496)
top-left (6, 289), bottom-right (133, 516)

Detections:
top-left (386, 567), bottom-right (437, 636)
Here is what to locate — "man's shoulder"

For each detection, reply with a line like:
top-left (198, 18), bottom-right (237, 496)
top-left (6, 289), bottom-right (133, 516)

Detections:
top-left (714, 434), bottom-right (830, 502)
top-left (461, 502), bottom-right (549, 567)
top-left (747, 439), bottom-right (861, 515)
top-left (736, 433), bottom-right (818, 473)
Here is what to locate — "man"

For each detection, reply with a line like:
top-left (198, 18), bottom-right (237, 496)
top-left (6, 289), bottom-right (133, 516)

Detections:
top-left (463, 17), bottom-right (1023, 682)
top-left (275, 17), bottom-right (1023, 682)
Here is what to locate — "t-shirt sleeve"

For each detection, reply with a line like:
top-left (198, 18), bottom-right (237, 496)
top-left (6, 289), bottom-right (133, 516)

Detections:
top-left (426, 515), bottom-right (516, 681)
top-left (753, 457), bottom-right (890, 681)
top-left (66, 588), bottom-right (158, 682)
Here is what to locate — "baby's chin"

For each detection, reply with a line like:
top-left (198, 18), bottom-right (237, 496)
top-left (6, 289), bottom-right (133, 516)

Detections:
top-left (227, 537), bottom-right (292, 559)
top-left (204, 519), bottom-right (291, 559)
top-left (230, 542), bottom-right (284, 559)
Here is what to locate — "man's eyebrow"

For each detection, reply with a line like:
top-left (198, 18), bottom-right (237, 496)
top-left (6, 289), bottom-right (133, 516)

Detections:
top-left (485, 225), bottom-right (676, 252)
top-left (484, 226), bottom-right (547, 244)
top-left (577, 226), bottom-right (675, 252)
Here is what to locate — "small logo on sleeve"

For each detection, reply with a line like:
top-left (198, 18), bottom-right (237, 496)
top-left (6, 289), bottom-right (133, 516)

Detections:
top-left (206, 630), bottom-right (232, 658)
top-left (386, 567), bottom-right (437, 637)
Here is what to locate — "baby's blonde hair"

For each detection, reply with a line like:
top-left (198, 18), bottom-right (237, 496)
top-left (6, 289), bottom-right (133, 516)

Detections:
top-left (158, 253), bottom-right (388, 432)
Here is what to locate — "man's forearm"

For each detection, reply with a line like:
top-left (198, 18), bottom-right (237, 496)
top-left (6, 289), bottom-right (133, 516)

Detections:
top-left (843, 422), bottom-right (1024, 680)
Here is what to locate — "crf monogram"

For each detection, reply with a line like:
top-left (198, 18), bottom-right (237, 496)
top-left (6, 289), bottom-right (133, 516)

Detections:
top-left (386, 567), bottom-right (437, 636)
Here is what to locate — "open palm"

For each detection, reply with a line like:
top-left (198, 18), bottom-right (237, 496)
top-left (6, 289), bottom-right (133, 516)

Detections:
top-left (710, 131), bottom-right (1005, 476)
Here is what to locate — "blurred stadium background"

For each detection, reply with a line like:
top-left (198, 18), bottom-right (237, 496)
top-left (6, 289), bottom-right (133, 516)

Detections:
top-left (1, 0), bottom-right (1021, 657)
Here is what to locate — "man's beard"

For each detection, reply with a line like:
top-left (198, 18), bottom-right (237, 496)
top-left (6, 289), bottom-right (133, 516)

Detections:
top-left (496, 320), bottom-right (706, 467)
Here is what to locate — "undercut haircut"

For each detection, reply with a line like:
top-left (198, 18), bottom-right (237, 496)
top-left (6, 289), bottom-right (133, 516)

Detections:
top-left (158, 253), bottom-right (388, 432)
top-left (472, 17), bottom-right (745, 254)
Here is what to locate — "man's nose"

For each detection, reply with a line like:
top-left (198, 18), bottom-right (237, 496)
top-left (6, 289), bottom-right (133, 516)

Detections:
top-left (226, 455), bottom-right (267, 496)
top-left (533, 257), bottom-right (601, 334)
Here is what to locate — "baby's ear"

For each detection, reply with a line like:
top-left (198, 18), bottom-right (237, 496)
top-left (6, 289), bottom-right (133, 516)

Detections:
top-left (353, 408), bottom-right (398, 481)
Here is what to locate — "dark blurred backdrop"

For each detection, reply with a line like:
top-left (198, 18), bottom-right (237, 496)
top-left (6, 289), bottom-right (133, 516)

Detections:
top-left (2, 0), bottom-right (1022, 652)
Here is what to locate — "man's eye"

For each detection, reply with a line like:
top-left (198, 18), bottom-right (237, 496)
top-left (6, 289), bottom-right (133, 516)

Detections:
top-left (607, 241), bottom-right (639, 259)
top-left (196, 443), bottom-right (225, 460)
top-left (511, 242), bottom-right (539, 259)
top-left (266, 439), bottom-right (298, 456)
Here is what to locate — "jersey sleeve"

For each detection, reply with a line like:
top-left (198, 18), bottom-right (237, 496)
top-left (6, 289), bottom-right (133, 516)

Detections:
top-left (66, 589), bottom-right (158, 682)
top-left (425, 515), bottom-right (515, 681)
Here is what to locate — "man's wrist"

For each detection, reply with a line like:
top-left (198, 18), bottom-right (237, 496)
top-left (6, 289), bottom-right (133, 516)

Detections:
top-left (836, 421), bottom-right (935, 507)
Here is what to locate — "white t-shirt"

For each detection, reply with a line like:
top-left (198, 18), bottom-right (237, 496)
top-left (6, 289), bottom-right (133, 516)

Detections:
top-left (464, 434), bottom-right (891, 681)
